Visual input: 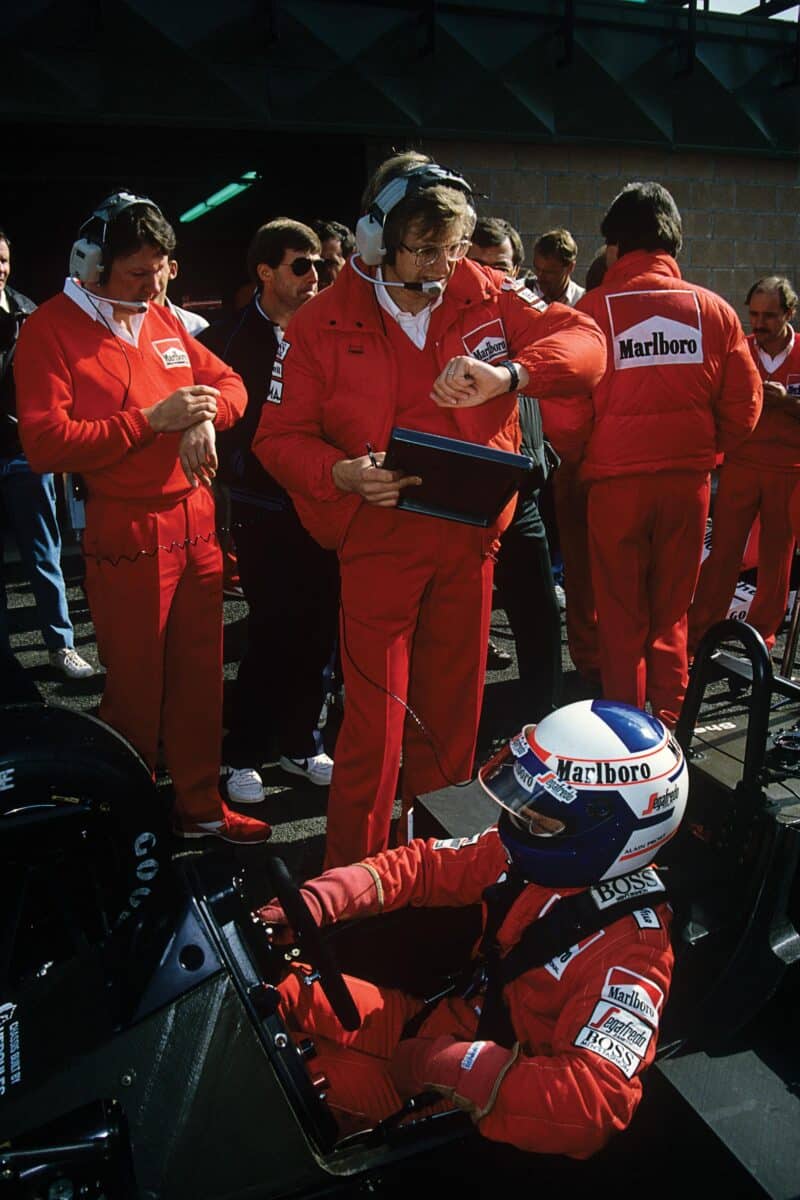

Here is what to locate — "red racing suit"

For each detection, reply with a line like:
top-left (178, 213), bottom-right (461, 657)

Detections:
top-left (267, 829), bottom-right (673, 1158)
top-left (576, 252), bottom-right (761, 725)
top-left (689, 332), bottom-right (800, 651)
top-left (14, 289), bottom-right (247, 823)
top-left (254, 259), bottom-right (605, 867)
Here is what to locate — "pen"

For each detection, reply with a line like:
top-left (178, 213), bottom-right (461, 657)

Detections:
top-left (366, 442), bottom-right (379, 469)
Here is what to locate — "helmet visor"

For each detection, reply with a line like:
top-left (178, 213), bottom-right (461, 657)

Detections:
top-left (479, 741), bottom-right (566, 838)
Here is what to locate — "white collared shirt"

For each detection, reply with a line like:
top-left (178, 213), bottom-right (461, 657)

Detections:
top-left (0, 290), bottom-right (9, 314)
top-left (375, 268), bottom-right (443, 350)
top-left (63, 277), bottom-right (147, 347)
top-left (758, 328), bottom-right (795, 375)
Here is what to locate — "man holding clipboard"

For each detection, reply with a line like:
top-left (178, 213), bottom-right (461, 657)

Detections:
top-left (255, 152), bottom-right (605, 869)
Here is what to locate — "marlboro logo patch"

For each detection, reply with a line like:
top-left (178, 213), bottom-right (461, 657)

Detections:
top-left (606, 290), bottom-right (704, 371)
top-left (152, 338), bottom-right (191, 370)
top-left (462, 319), bottom-right (508, 364)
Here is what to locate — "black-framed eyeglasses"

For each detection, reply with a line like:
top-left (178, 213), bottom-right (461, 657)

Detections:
top-left (398, 239), bottom-right (471, 268)
top-left (285, 257), bottom-right (321, 277)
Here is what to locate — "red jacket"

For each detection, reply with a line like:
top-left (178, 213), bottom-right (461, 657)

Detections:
top-left (291, 829), bottom-right (673, 1158)
top-left (728, 333), bottom-right (800, 472)
top-left (253, 258), bottom-right (606, 549)
top-left (14, 292), bottom-right (246, 503)
top-left (577, 251), bottom-right (762, 481)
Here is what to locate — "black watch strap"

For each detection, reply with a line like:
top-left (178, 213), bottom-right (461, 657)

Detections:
top-left (499, 359), bottom-right (520, 392)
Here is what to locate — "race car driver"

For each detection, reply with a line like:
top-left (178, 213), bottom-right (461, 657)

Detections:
top-left (257, 699), bottom-right (686, 1157)
top-left (254, 151), bottom-right (606, 869)
top-left (688, 275), bottom-right (800, 653)
top-left (14, 193), bottom-right (270, 844)
top-left (577, 182), bottom-right (762, 726)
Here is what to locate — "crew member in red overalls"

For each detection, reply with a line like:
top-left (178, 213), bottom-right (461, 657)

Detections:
top-left (688, 276), bottom-right (800, 652)
top-left (15, 192), bottom-right (269, 844)
top-left (255, 152), bottom-right (606, 869)
top-left (577, 182), bottom-right (761, 727)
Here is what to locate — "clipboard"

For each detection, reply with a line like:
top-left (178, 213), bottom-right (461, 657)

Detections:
top-left (382, 426), bottom-right (536, 527)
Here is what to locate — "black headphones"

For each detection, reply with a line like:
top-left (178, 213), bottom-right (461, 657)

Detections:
top-left (69, 191), bottom-right (163, 285)
top-left (354, 163), bottom-right (474, 266)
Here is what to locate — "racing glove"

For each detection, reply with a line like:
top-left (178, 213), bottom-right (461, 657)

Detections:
top-left (389, 1035), bottom-right (519, 1121)
top-left (255, 862), bottom-right (382, 940)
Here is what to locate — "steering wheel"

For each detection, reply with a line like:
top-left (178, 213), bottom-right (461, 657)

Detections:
top-left (263, 856), bottom-right (361, 1033)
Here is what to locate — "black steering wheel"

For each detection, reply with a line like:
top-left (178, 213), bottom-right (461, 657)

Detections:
top-left (263, 856), bottom-right (361, 1033)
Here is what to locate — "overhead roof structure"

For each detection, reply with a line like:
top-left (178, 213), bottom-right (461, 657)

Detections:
top-left (3, 0), bottom-right (799, 155)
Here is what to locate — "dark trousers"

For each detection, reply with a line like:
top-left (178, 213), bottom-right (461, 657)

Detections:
top-left (494, 491), bottom-right (562, 722)
top-left (223, 500), bottom-right (340, 766)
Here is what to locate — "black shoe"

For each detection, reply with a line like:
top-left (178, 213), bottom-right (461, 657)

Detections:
top-left (486, 639), bottom-right (513, 670)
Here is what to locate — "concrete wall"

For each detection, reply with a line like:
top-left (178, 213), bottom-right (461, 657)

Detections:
top-left (371, 139), bottom-right (800, 317)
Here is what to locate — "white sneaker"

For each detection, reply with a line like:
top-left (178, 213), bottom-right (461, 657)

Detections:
top-left (49, 647), bottom-right (94, 679)
top-left (279, 751), bottom-right (334, 786)
top-left (221, 765), bottom-right (265, 804)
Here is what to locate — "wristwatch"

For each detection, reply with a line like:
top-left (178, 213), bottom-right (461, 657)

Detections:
top-left (498, 359), bottom-right (521, 392)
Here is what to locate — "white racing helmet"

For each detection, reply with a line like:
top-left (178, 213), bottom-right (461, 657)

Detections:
top-left (479, 699), bottom-right (688, 888)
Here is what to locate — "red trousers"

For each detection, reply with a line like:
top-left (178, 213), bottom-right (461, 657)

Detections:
top-left (553, 466), bottom-right (598, 679)
top-left (327, 506), bottom-right (495, 869)
top-left (83, 486), bottom-right (224, 823)
top-left (278, 967), bottom-right (468, 1132)
top-left (688, 462), bottom-right (798, 653)
top-left (587, 471), bottom-right (710, 727)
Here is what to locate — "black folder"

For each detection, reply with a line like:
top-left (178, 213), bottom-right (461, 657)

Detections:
top-left (382, 426), bottom-right (536, 527)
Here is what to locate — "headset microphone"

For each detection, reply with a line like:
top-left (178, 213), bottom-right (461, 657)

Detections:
top-left (92, 295), bottom-right (149, 312)
top-left (350, 255), bottom-right (444, 299)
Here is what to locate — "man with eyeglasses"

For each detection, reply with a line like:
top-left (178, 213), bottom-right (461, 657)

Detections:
top-left (255, 152), bottom-right (605, 870)
top-left (199, 219), bottom-right (339, 804)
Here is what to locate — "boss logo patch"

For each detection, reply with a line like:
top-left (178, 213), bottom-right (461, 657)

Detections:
top-left (589, 867), bottom-right (664, 910)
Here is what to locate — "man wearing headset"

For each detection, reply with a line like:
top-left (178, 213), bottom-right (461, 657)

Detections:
top-left (254, 152), bottom-right (606, 870)
top-left (14, 193), bottom-right (270, 845)
top-left (256, 700), bottom-right (686, 1157)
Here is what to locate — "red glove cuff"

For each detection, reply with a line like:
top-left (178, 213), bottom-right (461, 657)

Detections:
top-left (255, 863), bottom-right (380, 931)
top-left (393, 1035), bottom-right (519, 1120)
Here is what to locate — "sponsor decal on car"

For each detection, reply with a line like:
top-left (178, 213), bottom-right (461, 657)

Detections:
top-left (0, 1002), bottom-right (21, 1095)
top-left (600, 965), bottom-right (664, 1026)
top-left (152, 338), bottom-right (191, 370)
top-left (462, 319), bottom-right (509, 364)
top-left (589, 866), bottom-right (665, 910)
top-left (606, 289), bottom-right (704, 371)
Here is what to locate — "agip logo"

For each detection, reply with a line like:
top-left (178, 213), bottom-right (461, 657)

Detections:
top-left (606, 290), bottom-right (704, 371)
